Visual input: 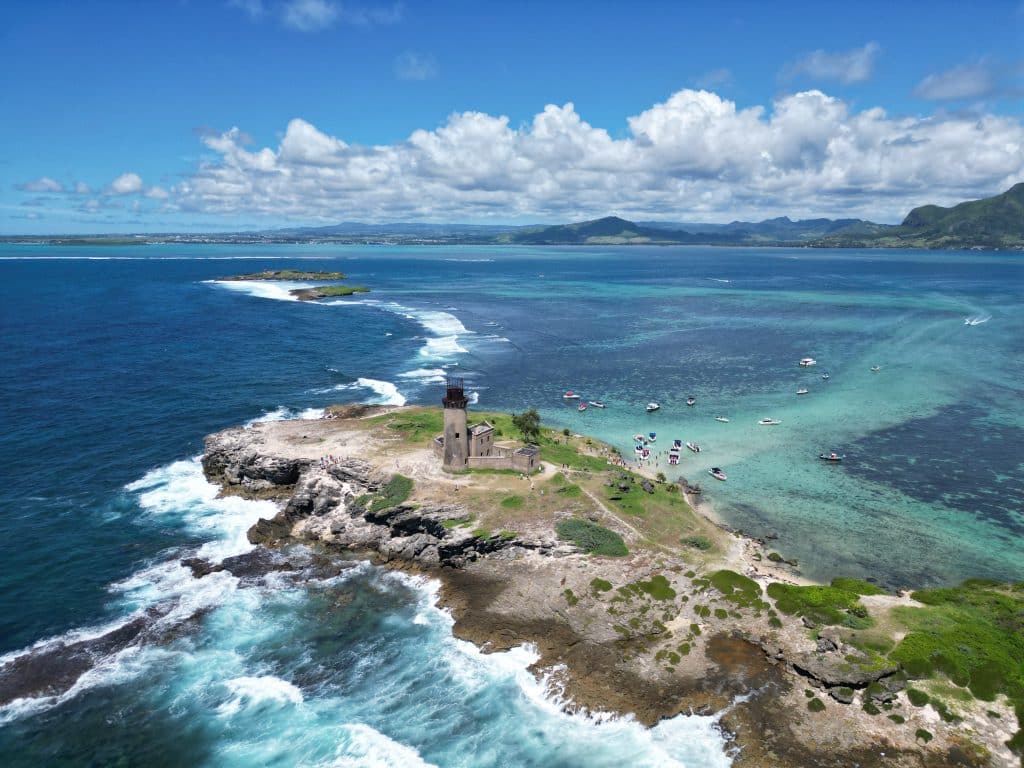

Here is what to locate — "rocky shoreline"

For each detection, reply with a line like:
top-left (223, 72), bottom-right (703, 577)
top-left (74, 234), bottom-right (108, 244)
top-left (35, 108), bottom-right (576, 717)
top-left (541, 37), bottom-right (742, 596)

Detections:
top-left (193, 408), bottom-right (1018, 767)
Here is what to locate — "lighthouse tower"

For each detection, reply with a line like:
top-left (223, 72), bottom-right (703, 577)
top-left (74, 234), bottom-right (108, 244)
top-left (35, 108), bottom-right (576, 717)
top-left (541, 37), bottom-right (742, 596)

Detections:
top-left (441, 376), bottom-right (469, 470)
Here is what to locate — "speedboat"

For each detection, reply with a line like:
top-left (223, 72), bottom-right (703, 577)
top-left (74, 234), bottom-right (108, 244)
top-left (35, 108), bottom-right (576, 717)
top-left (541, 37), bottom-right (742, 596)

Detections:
top-left (578, 402), bottom-right (587, 412)
top-left (686, 396), bottom-right (696, 406)
top-left (634, 444), bottom-right (644, 455)
top-left (758, 418), bottom-right (781, 425)
top-left (819, 452), bottom-right (845, 462)
top-left (714, 416), bottom-right (730, 423)
top-left (646, 402), bottom-right (660, 412)
top-left (821, 373), bottom-right (830, 380)
top-left (588, 401), bottom-right (606, 408)
top-left (668, 453), bottom-right (679, 466)
top-left (708, 467), bottom-right (727, 481)
top-left (870, 365), bottom-right (881, 372)
top-left (799, 357), bottom-right (817, 367)
top-left (797, 387), bottom-right (809, 395)
top-left (563, 390), bottom-right (580, 399)
top-left (633, 434), bottom-right (645, 442)
top-left (672, 439), bottom-right (683, 449)
top-left (648, 432), bottom-right (657, 442)
top-left (686, 441), bottom-right (701, 453)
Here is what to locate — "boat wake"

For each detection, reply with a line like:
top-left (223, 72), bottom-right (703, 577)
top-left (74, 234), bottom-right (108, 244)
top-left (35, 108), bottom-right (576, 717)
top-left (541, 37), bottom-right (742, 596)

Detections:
top-left (963, 314), bottom-right (991, 326)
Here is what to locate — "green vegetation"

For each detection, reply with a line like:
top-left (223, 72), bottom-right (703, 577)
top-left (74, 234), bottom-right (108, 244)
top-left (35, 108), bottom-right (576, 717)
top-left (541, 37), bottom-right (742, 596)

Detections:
top-left (807, 698), bottom-right (826, 713)
top-left (590, 578), bottom-right (613, 593)
top-left (862, 701), bottom-right (880, 715)
top-left (499, 530), bottom-right (517, 540)
top-left (555, 519), bottom-right (628, 557)
top-left (500, 495), bottom-right (524, 509)
top-left (372, 409), bottom-right (444, 442)
top-left (563, 589), bottom-right (579, 606)
top-left (292, 284), bottom-right (370, 300)
top-left (888, 714), bottom-right (905, 724)
top-left (709, 570), bottom-right (766, 611)
top-left (681, 535), bottom-right (713, 551)
top-left (471, 527), bottom-right (491, 539)
top-left (767, 578), bottom-right (879, 627)
top-left (627, 575), bottom-right (676, 601)
top-left (226, 269), bottom-right (347, 281)
top-left (915, 729), bottom-right (933, 745)
top-left (556, 483), bottom-right (582, 497)
top-left (369, 474), bottom-right (413, 512)
top-left (511, 408), bottom-right (541, 442)
top-left (907, 688), bottom-right (930, 707)
top-left (441, 517), bottom-right (472, 530)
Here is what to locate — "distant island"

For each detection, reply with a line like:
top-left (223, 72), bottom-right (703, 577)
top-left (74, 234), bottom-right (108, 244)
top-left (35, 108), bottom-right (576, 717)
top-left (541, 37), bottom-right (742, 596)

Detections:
top-left (222, 269), bottom-right (370, 301)
top-left (5, 183), bottom-right (1022, 250)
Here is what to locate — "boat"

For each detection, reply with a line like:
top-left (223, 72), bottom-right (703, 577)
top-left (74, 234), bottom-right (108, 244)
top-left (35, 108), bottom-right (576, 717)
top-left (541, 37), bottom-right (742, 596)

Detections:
top-left (799, 357), bottom-right (817, 367)
top-left (686, 395), bottom-right (696, 406)
top-left (646, 402), bottom-right (660, 412)
top-left (714, 416), bottom-right (730, 423)
top-left (588, 401), bottom-right (606, 408)
top-left (797, 387), bottom-right (809, 395)
top-left (668, 453), bottom-right (679, 466)
top-left (632, 434), bottom-right (645, 442)
top-left (686, 441), bottom-right (701, 453)
top-left (821, 373), bottom-right (830, 380)
top-left (870, 365), bottom-right (881, 372)
top-left (634, 444), bottom-right (644, 455)
top-left (578, 402), bottom-right (587, 412)
top-left (648, 432), bottom-right (657, 442)
top-left (641, 448), bottom-right (651, 459)
top-left (758, 418), bottom-right (781, 425)
top-left (708, 467), bottom-right (727, 481)
top-left (672, 439), bottom-right (683, 449)
top-left (819, 452), bottom-right (845, 462)
top-left (563, 390), bottom-right (580, 399)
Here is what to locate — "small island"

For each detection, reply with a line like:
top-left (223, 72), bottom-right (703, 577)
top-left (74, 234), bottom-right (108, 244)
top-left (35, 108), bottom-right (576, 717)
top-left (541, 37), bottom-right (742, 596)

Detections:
top-left (221, 270), bottom-right (370, 301)
top-left (197, 390), bottom-right (1022, 768)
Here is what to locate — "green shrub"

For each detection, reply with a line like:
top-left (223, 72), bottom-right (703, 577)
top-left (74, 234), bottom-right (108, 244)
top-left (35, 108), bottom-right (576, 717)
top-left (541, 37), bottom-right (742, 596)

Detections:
top-left (563, 589), bottom-right (579, 606)
top-left (807, 698), bottom-right (826, 713)
top-left (915, 728), bottom-right (933, 744)
top-left (888, 714), bottom-right (905, 724)
top-left (555, 519), bottom-right (628, 557)
top-left (906, 688), bottom-right (929, 707)
top-left (714, 608), bottom-right (728, 620)
top-left (369, 474), bottom-right (413, 512)
top-left (766, 579), bottom-right (876, 627)
top-left (630, 575), bottom-right (676, 601)
top-left (863, 701), bottom-right (880, 715)
top-left (590, 578), bottom-right (613, 593)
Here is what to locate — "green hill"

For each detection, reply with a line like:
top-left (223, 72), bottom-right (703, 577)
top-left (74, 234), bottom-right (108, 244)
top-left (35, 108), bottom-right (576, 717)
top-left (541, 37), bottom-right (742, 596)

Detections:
top-left (899, 183), bottom-right (1024, 246)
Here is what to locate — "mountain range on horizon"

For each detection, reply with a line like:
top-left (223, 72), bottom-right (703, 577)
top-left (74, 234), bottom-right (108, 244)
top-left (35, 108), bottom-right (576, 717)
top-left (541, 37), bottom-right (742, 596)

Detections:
top-left (6, 183), bottom-right (1023, 251)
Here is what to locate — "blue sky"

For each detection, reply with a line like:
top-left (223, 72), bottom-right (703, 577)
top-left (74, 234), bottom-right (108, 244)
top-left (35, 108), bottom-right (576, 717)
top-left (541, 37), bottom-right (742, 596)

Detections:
top-left (3, 0), bottom-right (1023, 233)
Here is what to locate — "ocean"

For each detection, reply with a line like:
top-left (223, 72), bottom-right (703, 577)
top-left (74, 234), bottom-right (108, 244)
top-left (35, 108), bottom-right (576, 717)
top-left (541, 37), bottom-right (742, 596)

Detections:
top-left (1, 243), bottom-right (1021, 766)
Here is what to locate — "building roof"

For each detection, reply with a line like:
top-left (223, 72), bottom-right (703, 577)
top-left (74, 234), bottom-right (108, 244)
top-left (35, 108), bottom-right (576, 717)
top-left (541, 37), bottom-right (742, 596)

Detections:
top-left (514, 444), bottom-right (540, 456)
top-left (468, 421), bottom-right (494, 436)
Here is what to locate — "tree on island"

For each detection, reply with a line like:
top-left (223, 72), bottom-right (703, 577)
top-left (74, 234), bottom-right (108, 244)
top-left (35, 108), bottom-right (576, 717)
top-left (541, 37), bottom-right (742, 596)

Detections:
top-left (511, 408), bottom-right (541, 443)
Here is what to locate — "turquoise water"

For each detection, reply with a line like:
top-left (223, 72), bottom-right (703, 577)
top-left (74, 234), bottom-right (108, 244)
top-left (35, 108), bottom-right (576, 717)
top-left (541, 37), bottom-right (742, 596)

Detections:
top-left (0, 244), bottom-right (1021, 764)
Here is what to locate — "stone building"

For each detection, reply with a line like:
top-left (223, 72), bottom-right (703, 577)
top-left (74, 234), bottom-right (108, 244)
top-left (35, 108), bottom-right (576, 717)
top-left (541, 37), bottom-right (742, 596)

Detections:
top-left (434, 377), bottom-right (540, 473)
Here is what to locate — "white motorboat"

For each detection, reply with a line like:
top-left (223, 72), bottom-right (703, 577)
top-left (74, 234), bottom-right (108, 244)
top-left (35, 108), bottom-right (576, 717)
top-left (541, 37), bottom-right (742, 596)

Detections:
top-left (588, 401), bottom-right (606, 408)
top-left (819, 452), bottom-right (845, 462)
top-left (708, 467), bottom-right (727, 481)
top-left (870, 365), bottom-right (881, 372)
top-left (686, 395), bottom-right (696, 406)
top-left (797, 387), bottom-right (809, 395)
top-left (563, 390), bottom-right (580, 399)
top-left (799, 357), bottom-right (817, 367)
top-left (821, 373), bottom-right (830, 380)
top-left (577, 402), bottom-right (587, 412)
top-left (646, 402), bottom-right (660, 412)
top-left (758, 418), bottom-right (781, 425)
top-left (686, 441), bottom-right (701, 453)
top-left (714, 416), bottom-right (730, 423)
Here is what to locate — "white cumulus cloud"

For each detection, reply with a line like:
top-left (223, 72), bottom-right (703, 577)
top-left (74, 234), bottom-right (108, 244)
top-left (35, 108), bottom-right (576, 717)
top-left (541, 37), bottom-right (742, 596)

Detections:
top-left (172, 88), bottom-right (1024, 223)
top-left (17, 176), bottom-right (64, 193)
top-left (914, 61), bottom-right (997, 101)
top-left (282, 0), bottom-right (339, 31)
top-left (783, 42), bottom-right (881, 85)
top-left (108, 172), bottom-right (144, 195)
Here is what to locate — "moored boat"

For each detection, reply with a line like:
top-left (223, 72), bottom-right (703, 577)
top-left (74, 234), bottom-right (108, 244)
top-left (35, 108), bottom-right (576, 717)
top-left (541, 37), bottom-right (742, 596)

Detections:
top-left (588, 401), bottom-right (606, 408)
top-left (708, 467), bottom-right (727, 481)
top-left (819, 452), bottom-right (845, 462)
top-left (758, 418), bottom-right (781, 425)
top-left (821, 372), bottom-right (830, 380)
top-left (563, 390), bottom-right (580, 399)
top-left (797, 387), bottom-right (809, 395)
top-left (578, 402), bottom-right (587, 412)
top-left (686, 441), bottom-right (701, 453)
top-left (799, 357), bottom-right (817, 367)
top-left (686, 395), bottom-right (696, 406)
top-left (714, 415), bottom-right (730, 423)
top-left (646, 402), bottom-right (660, 412)
top-left (672, 438), bottom-right (683, 449)
top-left (870, 365), bottom-right (881, 372)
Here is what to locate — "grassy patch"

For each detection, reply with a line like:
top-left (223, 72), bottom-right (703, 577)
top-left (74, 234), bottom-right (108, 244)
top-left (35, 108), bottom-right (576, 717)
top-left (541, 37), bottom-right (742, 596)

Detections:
top-left (906, 688), bottom-right (929, 707)
top-left (709, 570), bottom-right (766, 611)
top-left (628, 575), bottom-right (676, 601)
top-left (590, 578), bottom-right (613, 593)
top-left (556, 483), bottom-right (583, 497)
top-left (888, 714), bottom-right (905, 724)
top-left (767, 578), bottom-right (876, 627)
top-left (563, 589), bottom-right (579, 606)
top-left (369, 474), bottom-right (413, 512)
top-left (807, 698), bottom-right (825, 713)
top-left (915, 728), bottom-right (933, 745)
top-left (500, 495), bottom-right (525, 509)
top-left (681, 534), bottom-right (713, 551)
top-left (441, 517), bottom-right (472, 530)
top-left (555, 518), bottom-right (628, 557)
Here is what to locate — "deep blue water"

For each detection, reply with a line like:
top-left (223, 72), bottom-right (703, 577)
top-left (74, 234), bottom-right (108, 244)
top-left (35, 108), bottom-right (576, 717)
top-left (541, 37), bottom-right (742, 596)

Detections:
top-left (0, 244), bottom-right (1021, 765)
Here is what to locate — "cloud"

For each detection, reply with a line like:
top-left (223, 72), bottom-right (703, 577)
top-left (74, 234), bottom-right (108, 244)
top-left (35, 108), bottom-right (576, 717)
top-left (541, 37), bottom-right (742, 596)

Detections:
top-left (145, 186), bottom-right (170, 200)
top-left (783, 42), bottom-right (880, 85)
top-left (17, 176), bottom-right (64, 193)
top-left (694, 68), bottom-right (732, 90)
top-left (228, 0), bottom-right (265, 19)
top-left (282, 0), bottom-right (338, 31)
top-left (107, 172), bottom-right (144, 195)
top-left (394, 51), bottom-right (437, 81)
top-left (914, 60), bottom-right (998, 101)
top-left (173, 88), bottom-right (1024, 223)
top-left (74, 181), bottom-right (91, 194)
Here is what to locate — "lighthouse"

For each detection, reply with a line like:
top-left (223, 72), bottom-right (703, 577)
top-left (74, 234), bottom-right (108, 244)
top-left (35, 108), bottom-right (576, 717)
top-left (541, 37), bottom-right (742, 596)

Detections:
top-left (441, 376), bottom-right (469, 470)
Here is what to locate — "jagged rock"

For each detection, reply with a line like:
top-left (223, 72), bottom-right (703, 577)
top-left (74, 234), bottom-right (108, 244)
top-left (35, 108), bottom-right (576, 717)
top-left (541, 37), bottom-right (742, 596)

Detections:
top-left (802, 616), bottom-right (817, 630)
top-left (792, 652), bottom-right (899, 687)
top-left (181, 557), bottom-right (220, 578)
top-left (828, 686), bottom-right (855, 704)
top-left (640, 479), bottom-right (655, 494)
top-left (816, 637), bottom-right (837, 653)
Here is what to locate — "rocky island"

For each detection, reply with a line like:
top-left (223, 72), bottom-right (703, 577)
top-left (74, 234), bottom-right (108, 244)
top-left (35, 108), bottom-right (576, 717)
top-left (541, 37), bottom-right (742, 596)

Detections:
top-left (197, 403), bottom-right (1022, 768)
top-left (221, 270), bottom-right (370, 301)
